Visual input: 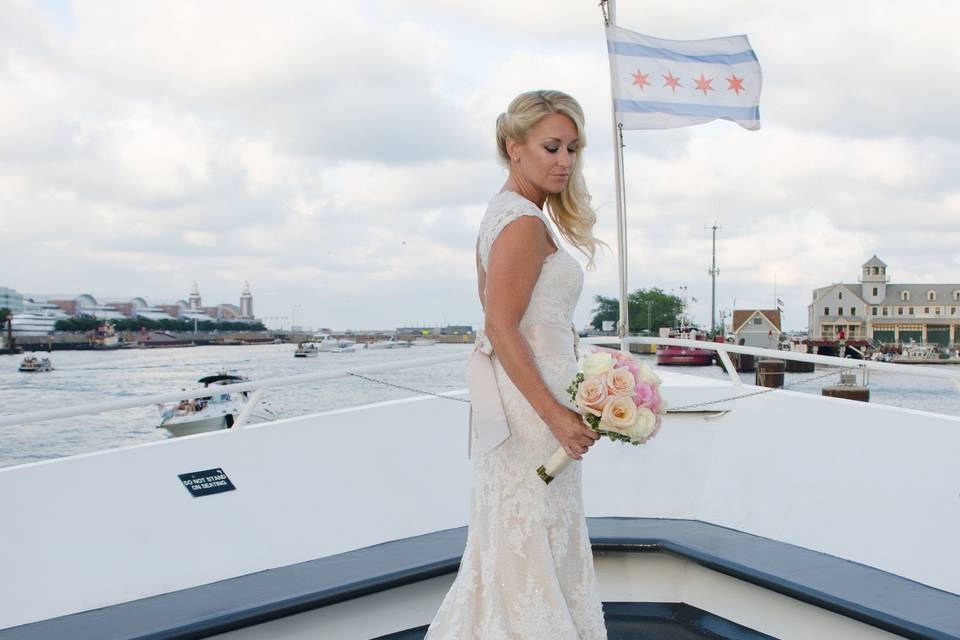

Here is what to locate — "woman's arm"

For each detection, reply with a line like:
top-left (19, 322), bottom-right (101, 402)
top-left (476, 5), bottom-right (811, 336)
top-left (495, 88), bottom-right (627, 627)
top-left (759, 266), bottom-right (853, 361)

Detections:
top-left (482, 216), bottom-right (599, 459)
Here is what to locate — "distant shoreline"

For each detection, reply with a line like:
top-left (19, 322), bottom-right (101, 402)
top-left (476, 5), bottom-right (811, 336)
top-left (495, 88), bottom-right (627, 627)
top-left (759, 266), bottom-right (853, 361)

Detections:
top-left (5, 330), bottom-right (477, 352)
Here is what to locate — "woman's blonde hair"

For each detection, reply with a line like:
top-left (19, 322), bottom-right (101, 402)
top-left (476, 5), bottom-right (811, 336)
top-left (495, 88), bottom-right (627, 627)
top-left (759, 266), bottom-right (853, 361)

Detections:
top-left (496, 89), bottom-right (606, 269)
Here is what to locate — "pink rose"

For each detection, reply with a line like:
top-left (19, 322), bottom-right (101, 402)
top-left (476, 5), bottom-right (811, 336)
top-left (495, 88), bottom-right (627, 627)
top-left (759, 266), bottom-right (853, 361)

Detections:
top-left (575, 375), bottom-right (608, 417)
top-left (634, 382), bottom-right (656, 408)
top-left (648, 392), bottom-right (663, 414)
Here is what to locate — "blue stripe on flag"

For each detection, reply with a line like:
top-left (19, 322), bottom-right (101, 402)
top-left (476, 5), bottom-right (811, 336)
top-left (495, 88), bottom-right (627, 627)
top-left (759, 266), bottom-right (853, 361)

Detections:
top-left (607, 40), bottom-right (758, 65)
top-left (615, 99), bottom-right (759, 121)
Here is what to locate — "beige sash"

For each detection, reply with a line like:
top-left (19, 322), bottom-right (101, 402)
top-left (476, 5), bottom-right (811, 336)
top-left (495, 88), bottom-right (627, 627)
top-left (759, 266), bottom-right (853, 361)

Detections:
top-left (467, 322), bottom-right (579, 458)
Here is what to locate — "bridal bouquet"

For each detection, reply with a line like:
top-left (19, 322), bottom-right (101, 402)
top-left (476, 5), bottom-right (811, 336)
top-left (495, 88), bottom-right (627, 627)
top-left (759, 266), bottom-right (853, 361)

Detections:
top-left (537, 347), bottom-right (666, 484)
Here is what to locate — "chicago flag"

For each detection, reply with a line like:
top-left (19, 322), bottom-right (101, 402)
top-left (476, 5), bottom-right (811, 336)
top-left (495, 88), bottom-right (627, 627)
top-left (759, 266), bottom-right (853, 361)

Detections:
top-left (607, 25), bottom-right (762, 131)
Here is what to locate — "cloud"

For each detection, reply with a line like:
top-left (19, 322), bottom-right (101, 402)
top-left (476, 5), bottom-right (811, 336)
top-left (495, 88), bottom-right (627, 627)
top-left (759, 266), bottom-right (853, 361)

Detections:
top-left (1, 0), bottom-right (958, 332)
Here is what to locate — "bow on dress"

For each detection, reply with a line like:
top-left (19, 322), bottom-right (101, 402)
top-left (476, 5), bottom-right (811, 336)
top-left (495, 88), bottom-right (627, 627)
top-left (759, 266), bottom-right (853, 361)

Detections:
top-left (466, 323), bottom-right (579, 458)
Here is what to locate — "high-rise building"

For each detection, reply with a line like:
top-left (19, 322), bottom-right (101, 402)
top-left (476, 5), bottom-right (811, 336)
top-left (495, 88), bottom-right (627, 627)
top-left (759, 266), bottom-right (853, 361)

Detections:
top-left (240, 282), bottom-right (254, 319)
top-left (0, 287), bottom-right (25, 313)
top-left (189, 282), bottom-right (202, 311)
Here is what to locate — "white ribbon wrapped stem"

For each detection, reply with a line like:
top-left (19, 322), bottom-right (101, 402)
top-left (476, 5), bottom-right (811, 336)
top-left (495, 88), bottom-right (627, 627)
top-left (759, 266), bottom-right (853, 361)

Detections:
top-left (536, 447), bottom-right (572, 485)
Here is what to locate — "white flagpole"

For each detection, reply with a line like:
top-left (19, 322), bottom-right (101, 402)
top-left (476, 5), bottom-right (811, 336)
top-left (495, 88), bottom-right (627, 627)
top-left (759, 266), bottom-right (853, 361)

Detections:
top-left (603, 0), bottom-right (630, 353)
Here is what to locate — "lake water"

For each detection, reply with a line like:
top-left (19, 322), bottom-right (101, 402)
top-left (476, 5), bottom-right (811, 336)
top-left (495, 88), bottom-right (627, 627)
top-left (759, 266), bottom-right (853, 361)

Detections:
top-left (1, 343), bottom-right (958, 468)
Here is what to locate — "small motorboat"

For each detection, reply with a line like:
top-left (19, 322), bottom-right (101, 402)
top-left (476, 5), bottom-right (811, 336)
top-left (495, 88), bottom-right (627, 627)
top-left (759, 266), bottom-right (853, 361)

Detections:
top-left (294, 342), bottom-right (320, 358)
top-left (157, 373), bottom-right (277, 437)
top-left (656, 327), bottom-right (715, 366)
top-left (315, 335), bottom-right (361, 353)
top-left (18, 355), bottom-right (53, 373)
top-left (314, 335), bottom-right (346, 352)
top-left (890, 342), bottom-right (960, 365)
top-left (410, 337), bottom-right (436, 346)
top-left (367, 337), bottom-right (412, 349)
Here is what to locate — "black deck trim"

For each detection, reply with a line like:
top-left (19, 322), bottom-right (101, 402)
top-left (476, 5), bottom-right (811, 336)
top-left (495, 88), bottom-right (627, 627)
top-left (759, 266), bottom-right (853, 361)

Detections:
top-left (374, 602), bottom-right (777, 640)
top-left (1, 518), bottom-right (957, 640)
top-left (588, 518), bottom-right (960, 640)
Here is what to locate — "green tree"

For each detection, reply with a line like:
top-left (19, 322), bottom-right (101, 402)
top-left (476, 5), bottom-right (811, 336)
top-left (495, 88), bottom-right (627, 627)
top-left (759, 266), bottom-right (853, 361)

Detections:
top-left (590, 288), bottom-right (683, 334)
top-left (55, 317), bottom-right (99, 331)
top-left (0, 307), bottom-right (10, 325)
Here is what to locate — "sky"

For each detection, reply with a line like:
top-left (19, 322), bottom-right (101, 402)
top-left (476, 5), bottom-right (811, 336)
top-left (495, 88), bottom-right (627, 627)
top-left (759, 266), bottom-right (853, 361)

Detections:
top-left (1, 0), bottom-right (958, 332)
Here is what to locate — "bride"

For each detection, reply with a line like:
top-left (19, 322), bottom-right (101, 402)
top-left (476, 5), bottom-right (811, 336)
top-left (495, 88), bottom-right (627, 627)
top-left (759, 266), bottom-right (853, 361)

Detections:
top-left (425, 90), bottom-right (608, 638)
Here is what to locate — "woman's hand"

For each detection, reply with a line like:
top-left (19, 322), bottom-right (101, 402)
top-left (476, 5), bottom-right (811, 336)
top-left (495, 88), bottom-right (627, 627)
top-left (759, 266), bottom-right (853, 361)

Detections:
top-left (543, 404), bottom-right (600, 460)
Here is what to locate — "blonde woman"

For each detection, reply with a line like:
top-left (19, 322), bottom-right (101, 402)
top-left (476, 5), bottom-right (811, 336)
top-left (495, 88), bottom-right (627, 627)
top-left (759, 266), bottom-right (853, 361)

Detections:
top-left (425, 90), bottom-right (607, 638)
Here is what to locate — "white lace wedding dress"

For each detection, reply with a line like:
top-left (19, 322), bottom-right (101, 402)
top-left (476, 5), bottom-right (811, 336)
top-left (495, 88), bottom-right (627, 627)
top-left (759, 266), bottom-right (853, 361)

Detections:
top-left (425, 191), bottom-right (607, 639)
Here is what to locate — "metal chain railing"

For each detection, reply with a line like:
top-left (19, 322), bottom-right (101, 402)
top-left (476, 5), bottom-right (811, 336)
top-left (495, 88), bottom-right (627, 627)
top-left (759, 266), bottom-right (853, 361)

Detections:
top-left (665, 366), bottom-right (847, 411)
top-left (350, 364), bottom-right (854, 412)
top-left (347, 372), bottom-right (470, 403)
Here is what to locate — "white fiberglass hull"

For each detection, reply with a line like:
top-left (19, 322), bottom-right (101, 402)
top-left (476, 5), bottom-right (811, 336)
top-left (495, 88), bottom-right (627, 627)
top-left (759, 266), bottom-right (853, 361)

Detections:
top-left (1, 366), bottom-right (958, 638)
top-left (161, 414), bottom-right (232, 436)
top-left (159, 406), bottom-right (274, 437)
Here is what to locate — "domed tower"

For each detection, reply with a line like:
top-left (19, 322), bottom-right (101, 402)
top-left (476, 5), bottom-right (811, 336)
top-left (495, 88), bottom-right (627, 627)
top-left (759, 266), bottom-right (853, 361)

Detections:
top-left (189, 282), bottom-right (202, 311)
top-left (240, 281), bottom-right (254, 319)
top-left (860, 256), bottom-right (888, 304)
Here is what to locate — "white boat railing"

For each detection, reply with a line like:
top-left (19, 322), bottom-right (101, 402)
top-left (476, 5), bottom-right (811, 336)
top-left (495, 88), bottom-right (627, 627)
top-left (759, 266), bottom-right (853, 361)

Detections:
top-left (2, 337), bottom-right (959, 430)
top-left (582, 335), bottom-right (960, 384)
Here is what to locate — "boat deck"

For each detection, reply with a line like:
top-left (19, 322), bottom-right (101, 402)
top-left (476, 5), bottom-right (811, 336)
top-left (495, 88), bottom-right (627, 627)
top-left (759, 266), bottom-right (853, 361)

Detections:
top-left (3, 518), bottom-right (957, 640)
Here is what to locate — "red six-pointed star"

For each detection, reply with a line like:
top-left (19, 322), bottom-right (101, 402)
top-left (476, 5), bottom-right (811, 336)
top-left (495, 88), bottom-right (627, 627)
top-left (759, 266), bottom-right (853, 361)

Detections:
top-left (631, 69), bottom-right (651, 90)
top-left (727, 74), bottom-right (745, 95)
top-left (693, 73), bottom-right (715, 96)
top-left (662, 71), bottom-right (682, 93)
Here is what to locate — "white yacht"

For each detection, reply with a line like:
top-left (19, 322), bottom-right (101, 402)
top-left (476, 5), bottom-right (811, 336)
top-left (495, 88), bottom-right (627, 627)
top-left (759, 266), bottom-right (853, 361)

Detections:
top-left (314, 335), bottom-right (361, 353)
top-left (156, 373), bottom-right (277, 437)
top-left (1, 340), bottom-right (958, 639)
top-left (367, 337), bottom-right (412, 350)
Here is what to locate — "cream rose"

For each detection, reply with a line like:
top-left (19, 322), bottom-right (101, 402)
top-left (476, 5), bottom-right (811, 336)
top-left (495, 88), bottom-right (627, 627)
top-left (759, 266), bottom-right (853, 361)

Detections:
top-left (606, 368), bottom-right (636, 396)
top-left (575, 375), bottom-right (608, 416)
top-left (628, 407), bottom-right (658, 441)
top-left (599, 396), bottom-right (638, 435)
top-left (582, 353), bottom-right (615, 377)
top-left (635, 362), bottom-right (661, 386)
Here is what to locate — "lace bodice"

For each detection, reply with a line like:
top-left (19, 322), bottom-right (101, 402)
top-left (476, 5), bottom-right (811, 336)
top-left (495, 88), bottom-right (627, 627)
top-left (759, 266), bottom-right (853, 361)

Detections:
top-left (477, 191), bottom-right (584, 328)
